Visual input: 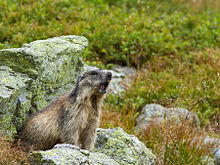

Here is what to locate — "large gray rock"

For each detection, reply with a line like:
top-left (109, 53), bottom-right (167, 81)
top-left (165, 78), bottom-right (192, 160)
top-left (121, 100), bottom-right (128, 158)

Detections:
top-left (95, 127), bottom-right (155, 164)
top-left (135, 104), bottom-right (200, 131)
top-left (31, 144), bottom-right (118, 165)
top-left (31, 128), bottom-right (155, 165)
top-left (0, 35), bottom-right (87, 134)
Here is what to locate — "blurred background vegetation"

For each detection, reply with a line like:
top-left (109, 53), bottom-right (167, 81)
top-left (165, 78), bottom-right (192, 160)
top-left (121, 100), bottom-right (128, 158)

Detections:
top-left (0, 0), bottom-right (219, 164)
top-left (1, 0), bottom-right (220, 65)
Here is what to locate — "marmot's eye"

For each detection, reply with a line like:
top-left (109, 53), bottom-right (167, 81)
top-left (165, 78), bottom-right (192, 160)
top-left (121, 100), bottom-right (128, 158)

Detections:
top-left (90, 71), bottom-right (98, 75)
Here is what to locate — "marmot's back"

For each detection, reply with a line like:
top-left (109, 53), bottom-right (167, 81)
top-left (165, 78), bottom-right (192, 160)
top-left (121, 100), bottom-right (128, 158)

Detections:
top-left (20, 99), bottom-right (64, 150)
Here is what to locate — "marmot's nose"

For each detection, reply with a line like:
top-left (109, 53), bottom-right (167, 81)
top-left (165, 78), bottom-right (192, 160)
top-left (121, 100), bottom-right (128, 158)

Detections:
top-left (107, 72), bottom-right (112, 80)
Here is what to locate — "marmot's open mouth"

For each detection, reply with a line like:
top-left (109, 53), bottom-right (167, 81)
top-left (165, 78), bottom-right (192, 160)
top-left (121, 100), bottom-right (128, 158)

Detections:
top-left (99, 82), bottom-right (109, 94)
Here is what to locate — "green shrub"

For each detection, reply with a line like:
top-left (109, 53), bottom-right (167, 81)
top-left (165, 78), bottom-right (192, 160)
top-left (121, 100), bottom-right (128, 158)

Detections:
top-left (0, 0), bottom-right (219, 66)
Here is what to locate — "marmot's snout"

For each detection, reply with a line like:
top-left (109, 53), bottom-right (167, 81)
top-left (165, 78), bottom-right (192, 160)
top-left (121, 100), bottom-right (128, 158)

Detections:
top-left (99, 71), bottom-right (112, 94)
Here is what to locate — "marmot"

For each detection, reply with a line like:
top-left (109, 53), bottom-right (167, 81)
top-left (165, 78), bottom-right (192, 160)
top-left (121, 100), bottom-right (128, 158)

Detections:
top-left (19, 69), bottom-right (112, 151)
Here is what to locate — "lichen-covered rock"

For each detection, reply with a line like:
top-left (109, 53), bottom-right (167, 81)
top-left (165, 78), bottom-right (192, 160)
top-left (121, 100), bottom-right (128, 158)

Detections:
top-left (94, 127), bottom-right (156, 164)
top-left (135, 104), bottom-right (200, 132)
top-left (0, 35), bottom-right (87, 134)
top-left (31, 144), bottom-right (118, 165)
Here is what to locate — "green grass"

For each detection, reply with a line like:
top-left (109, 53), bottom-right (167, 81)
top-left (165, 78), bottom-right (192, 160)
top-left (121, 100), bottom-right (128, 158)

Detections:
top-left (0, 0), bottom-right (220, 66)
top-left (102, 49), bottom-right (220, 128)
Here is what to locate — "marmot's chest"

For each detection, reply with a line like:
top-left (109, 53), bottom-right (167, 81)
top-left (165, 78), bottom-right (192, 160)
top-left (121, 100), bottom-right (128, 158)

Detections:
top-left (79, 106), bottom-right (100, 130)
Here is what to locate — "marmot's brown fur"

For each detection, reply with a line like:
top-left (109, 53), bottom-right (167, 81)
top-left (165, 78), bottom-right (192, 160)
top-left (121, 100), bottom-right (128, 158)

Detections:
top-left (19, 69), bottom-right (112, 151)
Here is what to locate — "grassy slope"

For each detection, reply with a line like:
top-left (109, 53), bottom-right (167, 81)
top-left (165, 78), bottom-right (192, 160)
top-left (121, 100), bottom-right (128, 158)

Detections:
top-left (0, 0), bottom-right (219, 164)
top-left (0, 0), bottom-right (220, 65)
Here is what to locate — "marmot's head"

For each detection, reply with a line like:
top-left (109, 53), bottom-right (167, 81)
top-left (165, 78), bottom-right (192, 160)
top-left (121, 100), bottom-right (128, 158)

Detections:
top-left (76, 69), bottom-right (112, 95)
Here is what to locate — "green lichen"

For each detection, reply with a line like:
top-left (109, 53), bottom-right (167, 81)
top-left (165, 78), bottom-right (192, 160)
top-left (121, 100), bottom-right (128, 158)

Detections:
top-left (0, 66), bottom-right (32, 134)
top-left (57, 35), bottom-right (88, 48)
top-left (0, 66), bottom-right (31, 94)
top-left (0, 49), bottom-right (39, 78)
top-left (31, 145), bottom-right (118, 165)
top-left (95, 128), bottom-right (156, 165)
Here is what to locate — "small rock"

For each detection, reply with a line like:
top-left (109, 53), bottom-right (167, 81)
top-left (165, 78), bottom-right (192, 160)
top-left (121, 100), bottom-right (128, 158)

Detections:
top-left (83, 65), bottom-right (99, 72)
top-left (112, 66), bottom-right (136, 78)
top-left (135, 104), bottom-right (200, 131)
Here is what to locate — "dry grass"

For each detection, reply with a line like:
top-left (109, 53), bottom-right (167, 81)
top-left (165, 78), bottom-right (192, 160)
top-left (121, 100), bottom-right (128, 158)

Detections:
top-left (101, 88), bottom-right (140, 134)
top-left (0, 131), bottom-right (31, 165)
top-left (100, 103), bottom-right (218, 164)
top-left (101, 101), bottom-right (218, 164)
top-left (138, 119), bottom-right (218, 164)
